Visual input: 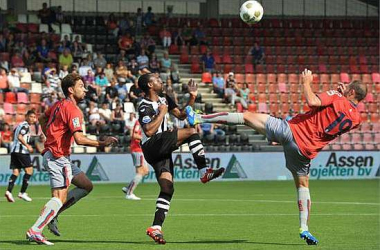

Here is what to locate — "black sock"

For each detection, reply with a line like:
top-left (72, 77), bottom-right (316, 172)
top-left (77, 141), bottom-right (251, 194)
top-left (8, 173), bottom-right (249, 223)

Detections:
top-left (7, 174), bottom-right (18, 193)
top-left (153, 191), bottom-right (173, 227)
top-left (20, 174), bottom-right (32, 193)
top-left (186, 134), bottom-right (207, 170)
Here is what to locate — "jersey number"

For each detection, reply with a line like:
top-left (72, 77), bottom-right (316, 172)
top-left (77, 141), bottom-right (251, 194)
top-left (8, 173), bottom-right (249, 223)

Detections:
top-left (325, 112), bottom-right (352, 136)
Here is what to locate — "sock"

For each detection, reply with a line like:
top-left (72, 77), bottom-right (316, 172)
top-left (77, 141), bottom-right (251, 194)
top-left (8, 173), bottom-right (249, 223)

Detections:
top-left (57, 188), bottom-right (89, 216)
top-left (20, 174), bottom-right (32, 193)
top-left (31, 197), bottom-right (62, 233)
top-left (127, 174), bottom-right (143, 195)
top-left (297, 187), bottom-right (311, 232)
top-left (197, 112), bottom-right (244, 125)
top-left (185, 134), bottom-right (207, 172)
top-left (7, 174), bottom-right (18, 193)
top-left (152, 192), bottom-right (172, 227)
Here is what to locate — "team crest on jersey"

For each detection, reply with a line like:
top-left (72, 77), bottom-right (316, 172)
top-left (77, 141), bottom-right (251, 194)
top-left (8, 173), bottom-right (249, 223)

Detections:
top-left (142, 116), bottom-right (151, 124)
top-left (72, 117), bottom-right (81, 128)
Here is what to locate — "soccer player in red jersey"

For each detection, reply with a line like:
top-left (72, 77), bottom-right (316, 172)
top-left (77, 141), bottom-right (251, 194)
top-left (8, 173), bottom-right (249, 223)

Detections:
top-left (122, 119), bottom-right (149, 200)
top-left (186, 69), bottom-right (367, 245)
top-left (26, 74), bottom-right (118, 245)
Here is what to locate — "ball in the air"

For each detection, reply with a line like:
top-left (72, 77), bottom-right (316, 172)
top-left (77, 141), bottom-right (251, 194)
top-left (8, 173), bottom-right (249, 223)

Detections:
top-left (240, 0), bottom-right (264, 24)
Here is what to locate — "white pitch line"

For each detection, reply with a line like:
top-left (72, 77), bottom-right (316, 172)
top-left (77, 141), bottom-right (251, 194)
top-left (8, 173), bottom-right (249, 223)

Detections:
top-left (0, 213), bottom-right (378, 218)
top-left (0, 197), bottom-right (378, 206)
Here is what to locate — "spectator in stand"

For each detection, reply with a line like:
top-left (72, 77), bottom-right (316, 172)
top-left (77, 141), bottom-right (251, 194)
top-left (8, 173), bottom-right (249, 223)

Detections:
top-left (8, 68), bottom-right (28, 93)
top-left (35, 134), bottom-right (46, 154)
top-left (159, 27), bottom-right (172, 48)
top-left (99, 102), bottom-right (112, 124)
top-left (73, 35), bottom-right (85, 50)
top-left (41, 79), bottom-right (55, 103)
top-left (124, 112), bottom-right (137, 131)
top-left (0, 34), bottom-right (6, 52)
top-left (5, 8), bottom-right (17, 31)
top-left (93, 52), bottom-right (107, 69)
top-left (58, 48), bottom-right (73, 68)
top-left (135, 8), bottom-right (144, 36)
top-left (84, 80), bottom-right (99, 103)
top-left (248, 42), bottom-right (265, 68)
top-left (127, 58), bottom-right (139, 77)
top-left (0, 56), bottom-right (9, 71)
top-left (22, 50), bottom-right (35, 68)
top-left (83, 69), bottom-right (101, 95)
top-left (14, 41), bottom-right (27, 56)
top-left (6, 33), bottom-right (15, 52)
top-left (140, 33), bottom-right (156, 55)
top-left (0, 68), bottom-right (8, 92)
top-left (129, 78), bottom-right (144, 106)
top-left (201, 50), bottom-right (216, 73)
top-left (104, 63), bottom-right (114, 82)
top-left (61, 34), bottom-right (71, 49)
top-left (224, 73), bottom-right (247, 109)
top-left (131, 36), bottom-right (141, 57)
top-left (115, 49), bottom-right (129, 65)
top-left (95, 71), bottom-right (109, 89)
top-left (136, 49), bottom-right (150, 74)
top-left (88, 101), bottom-right (105, 127)
top-left (11, 52), bottom-right (25, 68)
top-left (143, 6), bottom-right (155, 27)
top-left (0, 106), bottom-right (4, 126)
top-left (115, 80), bottom-right (129, 102)
top-left (196, 123), bottom-right (215, 140)
top-left (149, 53), bottom-right (160, 73)
top-left (55, 6), bottom-right (64, 26)
top-left (182, 24), bottom-right (193, 45)
top-left (239, 82), bottom-right (250, 109)
top-left (111, 103), bottom-right (125, 133)
top-left (194, 25), bottom-right (207, 45)
top-left (173, 28), bottom-right (185, 46)
top-left (105, 78), bottom-right (119, 104)
top-left (42, 91), bottom-right (58, 110)
top-left (160, 51), bottom-right (172, 81)
top-left (44, 67), bottom-right (60, 91)
top-left (71, 41), bottom-right (84, 60)
top-left (116, 60), bottom-right (135, 83)
top-left (164, 78), bottom-right (178, 104)
top-left (36, 39), bottom-right (50, 63)
top-left (38, 3), bottom-right (54, 32)
top-left (107, 13), bottom-right (119, 37)
top-left (119, 13), bottom-right (131, 36)
top-left (1, 123), bottom-right (13, 151)
top-left (212, 71), bottom-right (225, 98)
top-left (118, 33), bottom-right (134, 55)
top-left (59, 65), bottom-right (69, 79)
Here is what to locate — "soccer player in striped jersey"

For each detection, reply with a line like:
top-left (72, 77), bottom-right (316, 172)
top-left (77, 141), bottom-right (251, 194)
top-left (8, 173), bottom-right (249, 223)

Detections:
top-left (26, 74), bottom-right (118, 246)
top-left (122, 119), bottom-right (149, 200)
top-left (138, 73), bottom-right (225, 244)
top-left (186, 69), bottom-right (367, 245)
top-left (5, 110), bottom-right (37, 203)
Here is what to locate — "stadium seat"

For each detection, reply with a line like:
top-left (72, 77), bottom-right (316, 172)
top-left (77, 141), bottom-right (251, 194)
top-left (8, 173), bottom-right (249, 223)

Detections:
top-left (0, 147), bottom-right (8, 154)
top-left (235, 74), bottom-right (244, 83)
top-left (16, 104), bottom-right (27, 114)
top-left (372, 73), bottom-right (380, 83)
top-left (247, 103), bottom-right (257, 112)
top-left (245, 74), bottom-right (255, 83)
top-left (267, 74), bottom-right (276, 84)
top-left (5, 92), bottom-right (17, 104)
top-left (4, 103), bottom-right (15, 114)
top-left (17, 93), bottom-right (29, 104)
top-left (340, 73), bottom-right (350, 83)
top-left (258, 103), bottom-right (268, 113)
top-left (201, 72), bottom-right (212, 83)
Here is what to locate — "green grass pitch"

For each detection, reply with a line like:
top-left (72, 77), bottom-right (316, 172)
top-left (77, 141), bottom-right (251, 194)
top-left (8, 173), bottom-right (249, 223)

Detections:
top-left (1, 180), bottom-right (379, 250)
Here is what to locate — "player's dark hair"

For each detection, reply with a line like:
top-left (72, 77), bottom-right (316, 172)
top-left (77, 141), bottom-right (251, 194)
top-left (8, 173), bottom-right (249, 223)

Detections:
top-left (138, 73), bottom-right (154, 94)
top-left (61, 73), bottom-right (82, 97)
top-left (26, 110), bottom-right (36, 116)
top-left (349, 80), bottom-right (367, 102)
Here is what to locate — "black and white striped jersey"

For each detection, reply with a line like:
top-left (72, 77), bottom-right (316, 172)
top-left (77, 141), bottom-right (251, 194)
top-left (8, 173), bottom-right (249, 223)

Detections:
top-left (10, 121), bottom-right (31, 154)
top-left (138, 94), bottom-right (178, 145)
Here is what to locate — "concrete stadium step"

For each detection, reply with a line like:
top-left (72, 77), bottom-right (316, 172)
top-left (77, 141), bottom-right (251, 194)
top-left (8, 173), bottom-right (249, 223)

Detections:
top-left (259, 145), bottom-right (283, 151)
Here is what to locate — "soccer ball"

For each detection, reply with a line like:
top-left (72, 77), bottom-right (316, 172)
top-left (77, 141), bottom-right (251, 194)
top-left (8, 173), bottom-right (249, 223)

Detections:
top-left (240, 0), bottom-right (264, 24)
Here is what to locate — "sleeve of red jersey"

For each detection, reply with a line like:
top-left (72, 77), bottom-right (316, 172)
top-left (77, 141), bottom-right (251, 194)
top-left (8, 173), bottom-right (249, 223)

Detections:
top-left (44, 105), bottom-right (53, 117)
top-left (66, 107), bottom-right (84, 134)
top-left (317, 90), bottom-right (344, 106)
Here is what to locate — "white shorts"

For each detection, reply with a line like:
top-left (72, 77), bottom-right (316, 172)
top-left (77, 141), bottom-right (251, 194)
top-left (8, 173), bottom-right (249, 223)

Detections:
top-left (43, 151), bottom-right (83, 188)
top-left (131, 152), bottom-right (147, 168)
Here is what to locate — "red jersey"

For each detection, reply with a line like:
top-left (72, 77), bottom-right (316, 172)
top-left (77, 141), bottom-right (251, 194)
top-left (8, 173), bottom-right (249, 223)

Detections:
top-left (43, 99), bottom-right (84, 158)
top-left (288, 90), bottom-right (361, 159)
top-left (130, 120), bottom-right (142, 152)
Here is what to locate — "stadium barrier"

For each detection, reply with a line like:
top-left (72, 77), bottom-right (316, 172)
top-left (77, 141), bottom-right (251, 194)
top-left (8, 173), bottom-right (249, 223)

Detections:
top-left (0, 151), bottom-right (379, 186)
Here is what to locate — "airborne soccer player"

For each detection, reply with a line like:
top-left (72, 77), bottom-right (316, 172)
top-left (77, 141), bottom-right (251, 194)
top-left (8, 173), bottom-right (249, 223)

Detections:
top-left (137, 73), bottom-right (225, 244)
top-left (26, 74), bottom-right (118, 245)
top-left (186, 69), bottom-right (367, 245)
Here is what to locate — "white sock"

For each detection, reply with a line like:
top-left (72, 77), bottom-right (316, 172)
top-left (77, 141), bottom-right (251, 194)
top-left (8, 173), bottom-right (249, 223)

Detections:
top-left (152, 225), bottom-right (162, 230)
top-left (31, 197), bottom-right (62, 233)
top-left (197, 113), bottom-right (244, 125)
top-left (127, 174), bottom-right (143, 195)
top-left (297, 187), bottom-right (311, 232)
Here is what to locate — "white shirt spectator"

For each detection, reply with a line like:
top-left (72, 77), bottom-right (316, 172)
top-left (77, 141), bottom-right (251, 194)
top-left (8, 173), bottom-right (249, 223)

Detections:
top-left (125, 117), bottom-right (137, 131)
top-left (137, 54), bottom-right (149, 70)
top-left (79, 66), bottom-right (92, 77)
top-left (99, 107), bottom-right (112, 121)
top-left (8, 72), bottom-right (20, 88)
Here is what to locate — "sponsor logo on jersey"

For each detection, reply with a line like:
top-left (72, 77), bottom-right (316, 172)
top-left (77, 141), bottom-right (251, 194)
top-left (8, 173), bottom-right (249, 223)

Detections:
top-left (72, 117), bottom-right (81, 128)
top-left (142, 116), bottom-right (151, 124)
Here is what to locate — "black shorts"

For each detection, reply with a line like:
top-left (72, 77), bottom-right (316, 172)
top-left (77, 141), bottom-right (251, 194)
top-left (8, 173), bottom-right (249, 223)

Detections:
top-left (142, 129), bottom-right (178, 179)
top-left (10, 153), bottom-right (32, 169)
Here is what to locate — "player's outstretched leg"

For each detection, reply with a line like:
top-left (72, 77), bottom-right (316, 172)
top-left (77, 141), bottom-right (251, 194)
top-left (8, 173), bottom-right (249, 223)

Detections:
top-left (18, 167), bottom-right (33, 202)
top-left (177, 126), bottom-right (225, 183)
top-left (147, 174), bottom-right (173, 244)
top-left (5, 173), bottom-right (18, 202)
top-left (48, 173), bottom-right (93, 237)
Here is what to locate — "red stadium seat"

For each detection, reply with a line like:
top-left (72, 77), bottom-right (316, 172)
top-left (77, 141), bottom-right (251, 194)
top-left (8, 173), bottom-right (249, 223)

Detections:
top-left (370, 113), bottom-right (379, 123)
top-left (201, 72), bottom-right (212, 83)
top-left (267, 74), bottom-right (277, 84)
top-left (4, 103), bottom-right (15, 114)
top-left (246, 74), bottom-right (255, 84)
top-left (340, 73), bottom-right (350, 83)
top-left (235, 74), bottom-right (244, 83)
top-left (248, 103), bottom-right (257, 112)
top-left (258, 103), bottom-right (269, 113)
top-left (191, 62), bottom-right (202, 73)
top-left (5, 92), bottom-right (17, 104)
top-left (245, 64), bottom-right (254, 74)
top-left (278, 82), bottom-right (288, 93)
top-left (16, 104), bottom-right (27, 114)
top-left (3, 114), bottom-right (14, 125)
top-left (277, 73), bottom-right (287, 83)
top-left (257, 84), bottom-right (266, 93)
top-left (288, 74), bottom-right (299, 84)
top-left (268, 84), bottom-right (277, 93)
top-left (330, 74), bottom-right (340, 84)
top-left (256, 74), bottom-right (266, 84)
top-left (372, 73), bottom-right (380, 84)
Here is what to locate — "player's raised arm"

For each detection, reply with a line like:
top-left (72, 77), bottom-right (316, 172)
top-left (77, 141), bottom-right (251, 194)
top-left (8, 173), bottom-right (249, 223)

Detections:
top-left (171, 79), bottom-right (197, 120)
top-left (73, 131), bottom-right (117, 147)
top-left (302, 69), bottom-right (322, 107)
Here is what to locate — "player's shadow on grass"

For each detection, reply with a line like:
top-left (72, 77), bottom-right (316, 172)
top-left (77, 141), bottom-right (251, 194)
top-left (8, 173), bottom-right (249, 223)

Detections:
top-left (171, 240), bottom-right (303, 246)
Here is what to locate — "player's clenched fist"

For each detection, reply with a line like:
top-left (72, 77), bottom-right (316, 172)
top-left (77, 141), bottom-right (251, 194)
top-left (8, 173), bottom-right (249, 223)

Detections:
top-left (103, 136), bottom-right (119, 146)
top-left (158, 103), bottom-right (168, 115)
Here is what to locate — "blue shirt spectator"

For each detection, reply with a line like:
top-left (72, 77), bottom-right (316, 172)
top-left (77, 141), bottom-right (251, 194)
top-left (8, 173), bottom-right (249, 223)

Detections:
top-left (116, 82), bottom-right (128, 101)
top-left (202, 51), bottom-right (215, 72)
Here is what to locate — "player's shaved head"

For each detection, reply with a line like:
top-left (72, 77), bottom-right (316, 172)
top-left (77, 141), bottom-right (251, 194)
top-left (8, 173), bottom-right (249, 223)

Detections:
top-left (62, 73), bottom-right (82, 97)
top-left (138, 73), bottom-right (154, 94)
top-left (348, 80), bottom-right (367, 102)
